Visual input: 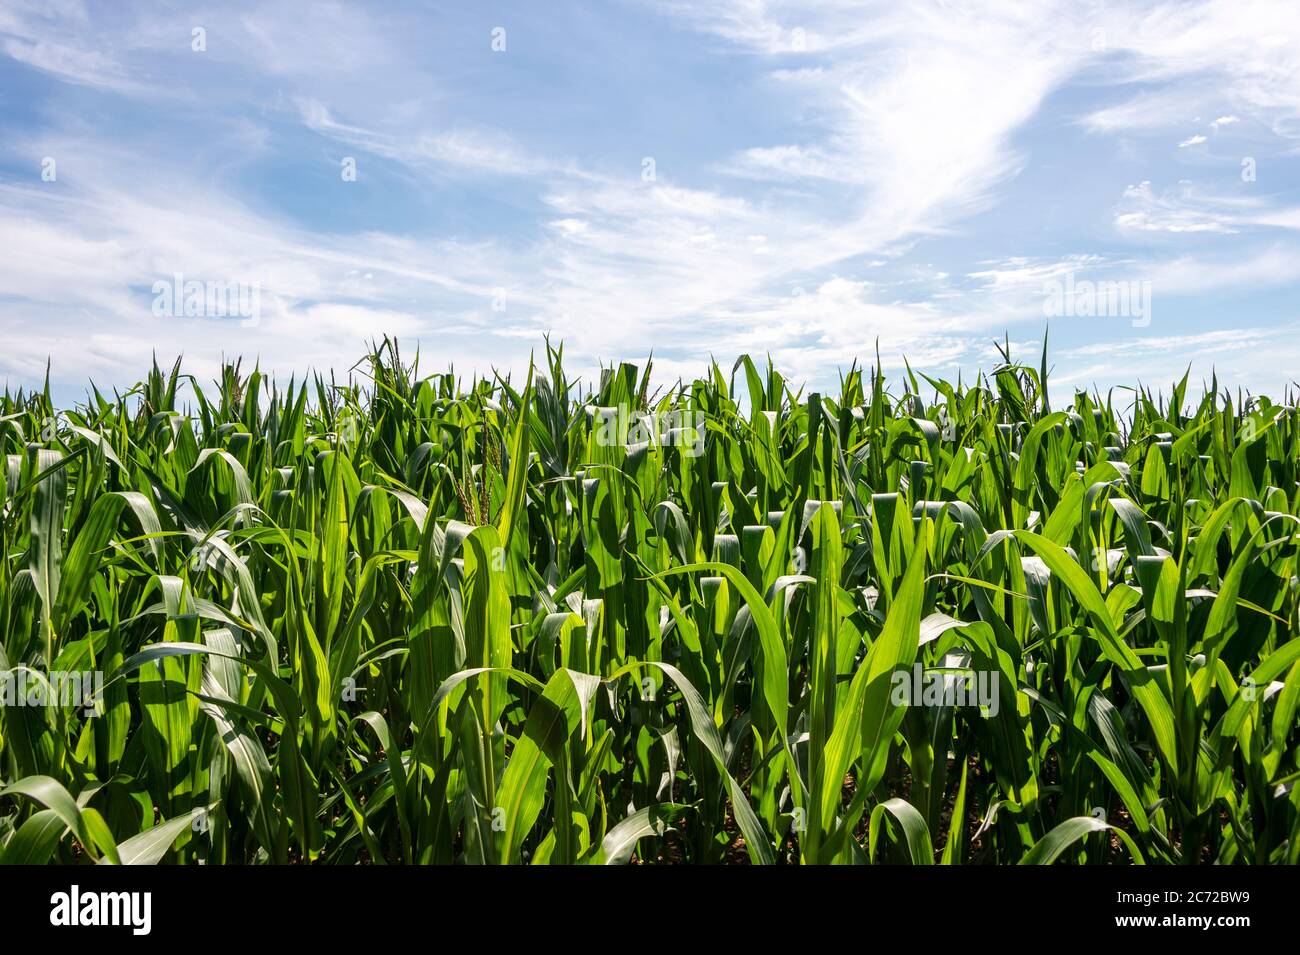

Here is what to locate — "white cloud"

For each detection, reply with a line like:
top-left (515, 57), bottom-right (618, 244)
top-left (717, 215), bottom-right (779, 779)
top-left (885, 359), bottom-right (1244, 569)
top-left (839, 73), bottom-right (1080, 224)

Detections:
top-left (968, 256), bottom-right (1105, 290)
top-left (0, 36), bottom-right (139, 91)
top-left (296, 99), bottom-right (557, 178)
top-left (3, 0), bottom-right (1300, 398)
top-left (1053, 324), bottom-right (1300, 398)
top-left (1114, 180), bottom-right (1300, 236)
top-left (1078, 0), bottom-right (1300, 141)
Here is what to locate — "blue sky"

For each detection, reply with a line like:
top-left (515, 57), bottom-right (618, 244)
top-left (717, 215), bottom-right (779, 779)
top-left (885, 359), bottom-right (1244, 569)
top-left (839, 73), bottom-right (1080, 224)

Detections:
top-left (2, 0), bottom-right (1299, 403)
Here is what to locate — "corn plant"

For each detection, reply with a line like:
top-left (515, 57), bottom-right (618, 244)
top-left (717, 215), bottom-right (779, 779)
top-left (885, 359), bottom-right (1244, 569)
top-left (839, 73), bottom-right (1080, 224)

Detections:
top-left (0, 336), bottom-right (1296, 864)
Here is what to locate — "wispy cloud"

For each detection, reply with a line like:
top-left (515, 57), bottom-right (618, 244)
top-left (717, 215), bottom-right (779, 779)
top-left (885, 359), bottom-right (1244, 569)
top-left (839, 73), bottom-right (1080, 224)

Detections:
top-left (1114, 180), bottom-right (1300, 235)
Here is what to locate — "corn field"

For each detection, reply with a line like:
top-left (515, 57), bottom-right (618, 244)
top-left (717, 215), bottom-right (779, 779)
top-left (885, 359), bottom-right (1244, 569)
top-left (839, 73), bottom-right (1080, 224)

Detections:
top-left (1, 337), bottom-right (1297, 865)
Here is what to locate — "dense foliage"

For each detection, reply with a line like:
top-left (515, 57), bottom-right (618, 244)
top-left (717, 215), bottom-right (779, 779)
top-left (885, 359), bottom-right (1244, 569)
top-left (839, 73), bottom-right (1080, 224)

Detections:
top-left (1, 338), bottom-right (1297, 864)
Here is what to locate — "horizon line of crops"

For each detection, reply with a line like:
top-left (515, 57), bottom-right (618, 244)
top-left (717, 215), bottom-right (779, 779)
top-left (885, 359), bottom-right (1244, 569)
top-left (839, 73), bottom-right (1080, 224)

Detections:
top-left (1, 335), bottom-right (1297, 864)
